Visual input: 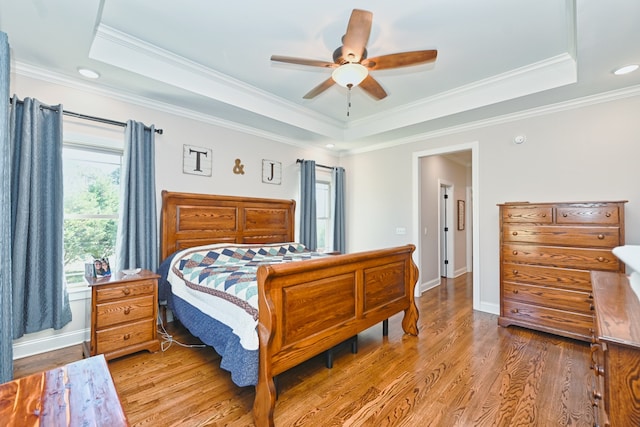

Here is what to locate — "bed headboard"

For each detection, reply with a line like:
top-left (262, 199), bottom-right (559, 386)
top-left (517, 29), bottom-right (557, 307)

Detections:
top-left (160, 191), bottom-right (296, 260)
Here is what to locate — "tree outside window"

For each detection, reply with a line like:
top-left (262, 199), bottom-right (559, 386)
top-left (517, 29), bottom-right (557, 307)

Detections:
top-left (63, 146), bottom-right (121, 285)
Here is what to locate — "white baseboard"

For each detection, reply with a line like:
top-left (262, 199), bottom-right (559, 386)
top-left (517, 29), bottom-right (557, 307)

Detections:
top-left (419, 277), bottom-right (441, 294)
top-left (13, 328), bottom-right (90, 360)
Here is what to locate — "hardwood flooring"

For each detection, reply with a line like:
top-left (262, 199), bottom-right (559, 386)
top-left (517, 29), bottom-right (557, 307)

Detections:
top-left (13, 274), bottom-right (595, 426)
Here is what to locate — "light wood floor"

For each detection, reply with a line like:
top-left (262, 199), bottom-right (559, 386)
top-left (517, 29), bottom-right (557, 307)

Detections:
top-left (14, 274), bottom-right (595, 426)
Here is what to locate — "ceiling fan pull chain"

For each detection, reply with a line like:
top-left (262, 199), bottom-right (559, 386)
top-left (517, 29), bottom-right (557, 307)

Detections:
top-left (347, 83), bottom-right (353, 117)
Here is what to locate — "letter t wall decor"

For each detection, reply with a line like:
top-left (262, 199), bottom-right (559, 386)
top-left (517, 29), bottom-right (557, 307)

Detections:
top-left (183, 144), bottom-right (212, 176)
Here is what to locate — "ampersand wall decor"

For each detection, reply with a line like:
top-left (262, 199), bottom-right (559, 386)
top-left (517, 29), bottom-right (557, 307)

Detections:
top-left (233, 158), bottom-right (245, 175)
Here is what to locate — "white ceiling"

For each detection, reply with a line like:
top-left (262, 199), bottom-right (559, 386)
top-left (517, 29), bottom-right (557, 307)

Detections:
top-left (1, 1), bottom-right (639, 153)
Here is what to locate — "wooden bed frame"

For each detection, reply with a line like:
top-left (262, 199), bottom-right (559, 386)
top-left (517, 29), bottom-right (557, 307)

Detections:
top-left (160, 191), bottom-right (419, 426)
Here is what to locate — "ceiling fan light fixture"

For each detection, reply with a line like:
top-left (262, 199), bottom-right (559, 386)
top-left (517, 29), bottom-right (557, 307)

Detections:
top-left (332, 63), bottom-right (368, 88)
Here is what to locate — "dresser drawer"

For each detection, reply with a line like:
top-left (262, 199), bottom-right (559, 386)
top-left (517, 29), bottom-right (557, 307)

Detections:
top-left (95, 318), bottom-right (155, 354)
top-left (503, 263), bottom-right (592, 292)
top-left (96, 295), bottom-right (155, 328)
top-left (501, 206), bottom-right (553, 223)
top-left (556, 205), bottom-right (619, 225)
top-left (502, 225), bottom-right (620, 248)
top-left (503, 282), bottom-right (593, 314)
top-left (502, 300), bottom-right (593, 337)
top-left (95, 279), bottom-right (156, 303)
top-left (503, 244), bottom-right (620, 271)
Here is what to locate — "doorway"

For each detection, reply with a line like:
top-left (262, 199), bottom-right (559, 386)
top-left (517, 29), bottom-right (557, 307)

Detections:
top-left (412, 141), bottom-right (479, 310)
top-left (439, 181), bottom-right (454, 278)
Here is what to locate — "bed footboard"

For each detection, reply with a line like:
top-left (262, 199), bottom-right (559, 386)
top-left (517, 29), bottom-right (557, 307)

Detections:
top-left (253, 244), bottom-right (419, 426)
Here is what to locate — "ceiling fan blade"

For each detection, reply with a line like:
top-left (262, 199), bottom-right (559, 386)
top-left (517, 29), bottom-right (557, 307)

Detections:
top-left (362, 50), bottom-right (438, 70)
top-left (341, 9), bottom-right (373, 63)
top-left (359, 75), bottom-right (387, 100)
top-left (303, 77), bottom-right (336, 99)
top-left (271, 55), bottom-right (337, 69)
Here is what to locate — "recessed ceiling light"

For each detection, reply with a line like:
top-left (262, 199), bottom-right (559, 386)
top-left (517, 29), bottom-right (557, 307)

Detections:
top-left (326, 143), bottom-right (335, 148)
top-left (613, 64), bottom-right (639, 75)
top-left (77, 67), bottom-right (100, 79)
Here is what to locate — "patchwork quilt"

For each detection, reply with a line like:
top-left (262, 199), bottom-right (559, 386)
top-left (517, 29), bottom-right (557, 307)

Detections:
top-left (167, 242), bottom-right (325, 350)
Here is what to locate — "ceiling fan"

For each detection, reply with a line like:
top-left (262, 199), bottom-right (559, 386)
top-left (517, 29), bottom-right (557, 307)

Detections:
top-left (270, 9), bottom-right (437, 100)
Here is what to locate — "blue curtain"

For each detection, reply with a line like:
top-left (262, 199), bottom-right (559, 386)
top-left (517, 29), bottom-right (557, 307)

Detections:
top-left (9, 96), bottom-right (72, 341)
top-left (299, 160), bottom-right (317, 250)
top-left (116, 120), bottom-right (157, 272)
top-left (0, 31), bottom-right (13, 382)
top-left (332, 167), bottom-right (346, 253)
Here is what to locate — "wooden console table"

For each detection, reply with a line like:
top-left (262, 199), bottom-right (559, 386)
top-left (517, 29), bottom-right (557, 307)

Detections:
top-left (0, 355), bottom-right (128, 426)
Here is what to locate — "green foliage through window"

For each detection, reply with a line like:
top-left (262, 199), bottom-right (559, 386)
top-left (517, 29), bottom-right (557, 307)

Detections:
top-left (63, 147), bottom-right (121, 285)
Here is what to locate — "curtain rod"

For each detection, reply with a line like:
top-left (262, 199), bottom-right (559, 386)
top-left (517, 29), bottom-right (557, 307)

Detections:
top-left (9, 97), bottom-right (163, 135)
top-left (296, 158), bottom-right (334, 170)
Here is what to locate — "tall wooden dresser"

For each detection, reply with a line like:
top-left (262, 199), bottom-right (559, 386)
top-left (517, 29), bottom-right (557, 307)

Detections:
top-left (498, 201), bottom-right (626, 341)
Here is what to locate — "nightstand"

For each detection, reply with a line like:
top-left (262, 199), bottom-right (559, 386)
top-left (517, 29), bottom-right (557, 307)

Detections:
top-left (83, 269), bottom-right (160, 360)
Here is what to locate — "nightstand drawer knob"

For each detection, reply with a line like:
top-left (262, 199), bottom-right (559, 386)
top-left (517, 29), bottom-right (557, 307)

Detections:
top-left (512, 250), bottom-right (518, 255)
top-left (597, 234), bottom-right (604, 240)
top-left (124, 333), bottom-right (131, 340)
top-left (124, 307), bottom-right (131, 315)
top-left (123, 288), bottom-right (131, 296)
top-left (512, 231), bottom-right (518, 236)
top-left (597, 256), bottom-right (604, 262)
top-left (513, 270), bottom-right (518, 275)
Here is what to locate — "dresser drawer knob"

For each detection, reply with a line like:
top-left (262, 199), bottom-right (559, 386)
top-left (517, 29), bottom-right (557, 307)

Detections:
top-left (597, 256), bottom-right (604, 262)
top-left (123, 333), bottom-right (131, 340)
top-left (597, 234), bottom-right (604, 240)
top-left (512, 250), bottom-right (518, 255)
top-left (590, 304), bottom-right (595, 311)
top-left (512, 231), bottom-right (518, 236)
top-left (562, 213), bottom-right (568, 217)
top-left (511, 308), bottom-right (519, 313)
top-left (123, 287), bottom-right (131, 296)
top-left (512, 270), bottom-right (518, 275)
top-left (606, 212), bottom-right (611, 217)
top-left (592, 390), bottom-right (602, 401)
top-left (542, 213), bottom-right (547, 217)
top-left (124, 307), bottom-right (131, 315)
top-left (513, 289), bottom-right (519, 294)
top-left (508, 213), bottom-right (513, 218)
top-left (588, 293), bottom-right (593, 299)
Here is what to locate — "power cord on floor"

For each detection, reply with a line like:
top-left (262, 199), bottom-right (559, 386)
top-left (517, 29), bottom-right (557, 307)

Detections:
top-left (157, 311), bottom-right (206, 352)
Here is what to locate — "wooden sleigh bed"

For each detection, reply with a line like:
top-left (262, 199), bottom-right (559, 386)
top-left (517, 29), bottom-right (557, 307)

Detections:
top-left (159, 190), bottom-right (419, 426)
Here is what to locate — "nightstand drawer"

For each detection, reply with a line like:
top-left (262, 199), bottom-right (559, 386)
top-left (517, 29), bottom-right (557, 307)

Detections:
top-left (95, 318), bottom-right (155, 354)
top-left (96, 295), bottom-right (155, 328)
top-left (95, 279), bottom-right (156, 303)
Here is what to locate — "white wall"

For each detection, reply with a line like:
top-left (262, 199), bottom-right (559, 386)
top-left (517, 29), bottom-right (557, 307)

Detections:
top-left (342, 91), bottom-right (640, 314)
top-left (10, 73), bottom-right (339, 358)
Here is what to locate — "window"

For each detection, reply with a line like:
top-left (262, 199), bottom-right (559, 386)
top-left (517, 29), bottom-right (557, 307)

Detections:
top-left (62, 145), bottom-right (122, 285)
top-left (316, 179), bottom-right (332, 252)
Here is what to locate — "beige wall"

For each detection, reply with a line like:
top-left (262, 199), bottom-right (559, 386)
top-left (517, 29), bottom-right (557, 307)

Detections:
top-left (342, 92), bottom-right (640, 314)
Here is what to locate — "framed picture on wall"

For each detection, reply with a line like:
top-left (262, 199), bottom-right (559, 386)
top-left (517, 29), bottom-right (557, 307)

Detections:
top-left (458, 200), bottom-right (465, 230)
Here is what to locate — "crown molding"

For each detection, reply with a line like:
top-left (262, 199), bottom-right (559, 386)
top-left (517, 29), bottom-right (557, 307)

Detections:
top-left (346, 84), bottom-right (640, 155)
